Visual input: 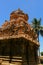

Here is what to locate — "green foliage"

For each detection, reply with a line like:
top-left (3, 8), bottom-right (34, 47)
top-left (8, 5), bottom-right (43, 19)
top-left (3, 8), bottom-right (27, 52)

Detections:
top-left (41, 52), bottom-right (43, 56)
top-left (31, 18), bottom-right (43, 42)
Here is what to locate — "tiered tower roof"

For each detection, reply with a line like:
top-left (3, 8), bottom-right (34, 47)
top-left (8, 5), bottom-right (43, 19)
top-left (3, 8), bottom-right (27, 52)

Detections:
top-left (0, 9), bottom-right (39, 46)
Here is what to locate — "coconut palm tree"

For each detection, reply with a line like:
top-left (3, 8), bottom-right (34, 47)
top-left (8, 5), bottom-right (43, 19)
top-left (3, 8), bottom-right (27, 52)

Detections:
top-left (31, 18), bottom-right (43, 63)
top-left (31, 18), bottom-right (43, 42)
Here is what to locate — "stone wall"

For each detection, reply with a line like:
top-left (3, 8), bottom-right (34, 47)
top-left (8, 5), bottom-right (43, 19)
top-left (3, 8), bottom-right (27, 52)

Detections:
top-left (0, 38), bottom-right (38, 65)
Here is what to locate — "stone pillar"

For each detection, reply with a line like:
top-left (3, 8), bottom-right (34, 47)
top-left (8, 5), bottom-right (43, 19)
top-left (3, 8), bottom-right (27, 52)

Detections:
top-left (28, 43), bottom-right (36, 65)
top-left (34, 46), bottom-right (39, 64)
top-left (22, 42), bottom-right (27, 65)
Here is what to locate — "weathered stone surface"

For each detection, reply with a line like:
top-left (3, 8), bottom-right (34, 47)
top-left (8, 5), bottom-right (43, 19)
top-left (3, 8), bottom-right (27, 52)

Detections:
top-left (0, 9), bottom-right (39, 65)
top-left (0, 9), bottom-right (38, 45)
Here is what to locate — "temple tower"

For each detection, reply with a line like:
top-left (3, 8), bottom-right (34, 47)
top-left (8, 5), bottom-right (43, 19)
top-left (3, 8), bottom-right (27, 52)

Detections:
top-left (0, 9), bottom-right (39, 65)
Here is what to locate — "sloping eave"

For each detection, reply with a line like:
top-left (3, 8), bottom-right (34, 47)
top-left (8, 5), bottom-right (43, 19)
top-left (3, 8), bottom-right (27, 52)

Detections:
top-left (0, 34), bottom-right (39, 46)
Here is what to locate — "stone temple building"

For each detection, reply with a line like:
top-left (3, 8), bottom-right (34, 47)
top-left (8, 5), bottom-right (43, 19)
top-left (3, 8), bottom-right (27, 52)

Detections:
top-left (0, 9), bottom-right (39, 65)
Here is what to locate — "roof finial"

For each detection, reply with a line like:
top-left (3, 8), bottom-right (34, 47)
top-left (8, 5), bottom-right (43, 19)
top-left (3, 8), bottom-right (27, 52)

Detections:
top-left (18, 8), bottom-right (20, 11)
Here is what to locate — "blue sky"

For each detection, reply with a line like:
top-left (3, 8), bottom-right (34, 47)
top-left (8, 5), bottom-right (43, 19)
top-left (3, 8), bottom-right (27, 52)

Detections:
top-left (0, 0), bottom-right (43, 52)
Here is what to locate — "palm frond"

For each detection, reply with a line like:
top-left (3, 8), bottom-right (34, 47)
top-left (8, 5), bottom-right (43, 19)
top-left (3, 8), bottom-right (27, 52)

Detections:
top-left (32, 18), bottom-right (41, 29)
top-left (40, 30), bottom-right (43, 36)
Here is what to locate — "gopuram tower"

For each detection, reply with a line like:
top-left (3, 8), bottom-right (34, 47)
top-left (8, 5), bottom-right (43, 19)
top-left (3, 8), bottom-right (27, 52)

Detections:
top-left (0, 9), bottom-right (39, 65)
